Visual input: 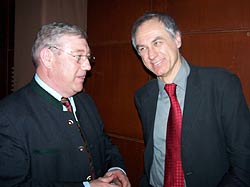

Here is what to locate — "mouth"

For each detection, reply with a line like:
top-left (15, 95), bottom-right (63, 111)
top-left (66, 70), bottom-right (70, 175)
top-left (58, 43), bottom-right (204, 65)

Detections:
top-left (152, 59), bottom-right (162, 66)
top-left (76, 75), bottom-right (86, 81)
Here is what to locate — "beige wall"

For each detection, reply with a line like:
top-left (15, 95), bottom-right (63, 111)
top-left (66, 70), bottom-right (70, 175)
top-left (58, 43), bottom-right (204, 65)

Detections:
top-left (14, 0), bottom-right (87, 90)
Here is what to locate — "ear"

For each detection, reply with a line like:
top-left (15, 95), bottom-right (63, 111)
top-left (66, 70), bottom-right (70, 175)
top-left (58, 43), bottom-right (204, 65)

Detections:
top-left (175, 31), bottom-right (182, 49)
top-left (40, 48), bottom-right (54, 68)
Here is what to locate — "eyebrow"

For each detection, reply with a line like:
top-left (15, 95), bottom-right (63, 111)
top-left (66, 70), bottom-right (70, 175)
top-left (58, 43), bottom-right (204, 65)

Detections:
top-left (71, 48), bottom-right (91, 55)
top-left (152, 36), bottom-right (165, 43)
top-left (136, 44), bottom-right (144, 50)
top-left (136, 36), bottom-right (165, 49)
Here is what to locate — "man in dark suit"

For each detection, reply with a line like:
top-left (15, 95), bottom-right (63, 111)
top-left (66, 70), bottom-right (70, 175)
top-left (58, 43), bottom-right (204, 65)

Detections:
top-left (131, 12), bottom-right (250, 187)
top-left (0, 22), bottom-right (131, 187)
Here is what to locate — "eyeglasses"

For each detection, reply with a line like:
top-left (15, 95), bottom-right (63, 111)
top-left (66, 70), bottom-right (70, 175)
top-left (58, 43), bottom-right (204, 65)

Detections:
top-left (48, 46), bottom-right (95, 64)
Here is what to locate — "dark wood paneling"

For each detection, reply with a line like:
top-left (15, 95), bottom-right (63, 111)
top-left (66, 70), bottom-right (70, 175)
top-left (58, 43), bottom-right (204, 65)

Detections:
top-left (0, 0), bottom-right (15, 99)
top-left (109, 134), bottom-right (144, 187)
top-left (87, 0), bottom-right (152, 44)
top-left (85, 43), bottom-right (147, 139)
top-left (152, 0), bottom-right (168, 11)
top-left (166, 0), bottom-right (250, 32)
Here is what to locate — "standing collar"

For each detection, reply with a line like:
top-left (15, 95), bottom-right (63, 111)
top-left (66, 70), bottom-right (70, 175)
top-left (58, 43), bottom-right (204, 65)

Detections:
top-left (34, 74), bottom-right (76, 112)
top-left (34, 74), bottom-right (62, 101)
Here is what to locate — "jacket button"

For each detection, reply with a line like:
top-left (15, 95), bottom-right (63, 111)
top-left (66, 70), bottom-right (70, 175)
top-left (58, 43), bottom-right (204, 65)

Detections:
top-left (67, 119), bottom-right (74, 126)
top-left (186, 172), bottom-right (193, 176)
top-left (78, 145), bottom-right (85, 152)
top-left (86, 175), bottom-right (92, 181)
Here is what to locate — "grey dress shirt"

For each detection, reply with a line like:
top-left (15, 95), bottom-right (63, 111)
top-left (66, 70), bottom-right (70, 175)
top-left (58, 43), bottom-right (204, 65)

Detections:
top-left (150, 57), bottom-right (190, 186)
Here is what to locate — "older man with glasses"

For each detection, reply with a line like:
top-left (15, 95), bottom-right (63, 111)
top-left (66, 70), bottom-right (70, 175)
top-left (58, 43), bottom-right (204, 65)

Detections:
top-left (0, 22), bottom-right (131, 187)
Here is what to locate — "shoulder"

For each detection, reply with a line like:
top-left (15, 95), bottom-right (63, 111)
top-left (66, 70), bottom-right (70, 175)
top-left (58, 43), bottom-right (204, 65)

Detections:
top-left (0, 82), bottom-right (33, 110)
top-left (189, 64), bottom-right (240, 84)
top-left (191, 64), bottom-right (236, 77)
top-left (0, 82), bottom-right (35, 129)
top-left (188, 65), bottom-right (244, 99)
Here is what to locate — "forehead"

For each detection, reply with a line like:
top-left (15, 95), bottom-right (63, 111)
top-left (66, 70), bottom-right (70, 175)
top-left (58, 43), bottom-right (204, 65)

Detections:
top-left (59, 35), bottom-right (89, 51)
top-left (135, 19), bottom-right (168, 44)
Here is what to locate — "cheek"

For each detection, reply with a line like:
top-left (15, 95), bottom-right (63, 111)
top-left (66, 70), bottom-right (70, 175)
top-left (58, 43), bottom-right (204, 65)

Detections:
top-left (141, 59), bottom-right (151, 68)
top-left (141, 53), bottom-right (151, 63)
top-left (161, 46), bottom-right (177, 61)
top-left (62, 63), bottom-right (76, 74)
top-left (56, 65), bottom-right (75, 82)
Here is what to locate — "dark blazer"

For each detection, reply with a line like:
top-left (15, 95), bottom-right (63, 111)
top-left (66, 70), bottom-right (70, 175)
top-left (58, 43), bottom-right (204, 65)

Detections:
top-left (0, 79), bottom-right (125, 187)
top-left (135, 64), bottom-right (250, 187)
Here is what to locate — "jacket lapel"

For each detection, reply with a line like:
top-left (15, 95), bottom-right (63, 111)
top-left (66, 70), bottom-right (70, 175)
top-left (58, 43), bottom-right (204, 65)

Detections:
top-left (182, 66), bottom-right (202, 146)
top-left (141, 80), bottom-right (159, 176)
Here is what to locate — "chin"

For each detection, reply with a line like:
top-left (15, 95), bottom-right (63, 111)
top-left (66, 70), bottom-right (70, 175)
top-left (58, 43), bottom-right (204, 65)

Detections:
top-left (74, 86), bottom-right (83, 93)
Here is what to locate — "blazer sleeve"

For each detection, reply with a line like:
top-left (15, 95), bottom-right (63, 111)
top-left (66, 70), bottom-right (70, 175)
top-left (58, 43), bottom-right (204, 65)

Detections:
top-left (217, 74), bottom-right (250, 186)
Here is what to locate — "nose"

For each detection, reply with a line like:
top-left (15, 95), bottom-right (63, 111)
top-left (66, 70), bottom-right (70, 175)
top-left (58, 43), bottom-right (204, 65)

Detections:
top-left (148, 47), bottom-right (157, 60)
top-left (80, 59), bottom-right (91, 71)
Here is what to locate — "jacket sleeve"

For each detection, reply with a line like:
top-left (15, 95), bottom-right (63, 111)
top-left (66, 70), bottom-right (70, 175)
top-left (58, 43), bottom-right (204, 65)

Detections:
top-left (217, 74), bottom-right (250, 186)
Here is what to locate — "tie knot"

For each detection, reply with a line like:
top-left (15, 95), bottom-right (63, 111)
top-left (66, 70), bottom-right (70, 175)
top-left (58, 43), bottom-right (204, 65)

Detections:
top-left (164, 83), bottom-right (176, 97)
top-left (61, 97), bottom-right (72, 112)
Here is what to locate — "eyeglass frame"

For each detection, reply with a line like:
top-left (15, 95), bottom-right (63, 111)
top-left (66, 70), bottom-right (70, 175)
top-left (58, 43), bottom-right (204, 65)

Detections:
top-left (48, 46), bottom-right (95, 64)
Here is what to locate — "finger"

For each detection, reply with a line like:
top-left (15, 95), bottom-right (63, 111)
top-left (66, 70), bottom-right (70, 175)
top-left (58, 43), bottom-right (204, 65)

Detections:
top-left (104, 171), bottom-right (113, 177)
top-left (117, 176), bottom-right (130, 187)
top-left (97, 175), bottom-right (115, 183)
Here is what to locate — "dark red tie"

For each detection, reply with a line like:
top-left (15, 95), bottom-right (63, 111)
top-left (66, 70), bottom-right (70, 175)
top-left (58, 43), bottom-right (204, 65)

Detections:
top-left (164, 84), bottom-right (184, 187)
top-left (61, 97), bottom-right (73, 112)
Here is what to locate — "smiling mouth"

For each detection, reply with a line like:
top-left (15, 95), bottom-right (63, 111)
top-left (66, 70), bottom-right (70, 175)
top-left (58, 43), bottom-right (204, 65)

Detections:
top-left (152, 60), bottom-right (162, 66)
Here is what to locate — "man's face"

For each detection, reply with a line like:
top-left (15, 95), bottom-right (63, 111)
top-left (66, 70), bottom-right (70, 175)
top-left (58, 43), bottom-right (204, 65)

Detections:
top-left (135, 19), bottom-right (182, 83)
top-left (49, 35), bottom-right (91, 97)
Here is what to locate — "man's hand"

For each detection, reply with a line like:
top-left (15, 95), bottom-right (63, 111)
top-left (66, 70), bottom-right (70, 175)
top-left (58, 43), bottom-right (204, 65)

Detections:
top-left (104, 169), bottom-right (131, 187)
top-left (89, 172), bottom-right (117, 187)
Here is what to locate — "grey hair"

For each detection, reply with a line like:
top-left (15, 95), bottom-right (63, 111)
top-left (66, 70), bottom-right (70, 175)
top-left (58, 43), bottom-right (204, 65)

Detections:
top-left (31, 22), bottom-right (87, 67)
top-left (131, 12), bottom-right (181, 52)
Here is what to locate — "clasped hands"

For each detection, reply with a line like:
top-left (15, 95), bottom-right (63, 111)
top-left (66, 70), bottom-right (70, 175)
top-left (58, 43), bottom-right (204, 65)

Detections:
top-left (89, 169), bottom-right (131, 187)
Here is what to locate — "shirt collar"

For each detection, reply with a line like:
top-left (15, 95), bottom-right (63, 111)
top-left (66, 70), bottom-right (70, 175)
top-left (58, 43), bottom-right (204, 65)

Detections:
top-left (158, 56), bottom-right (190, 94)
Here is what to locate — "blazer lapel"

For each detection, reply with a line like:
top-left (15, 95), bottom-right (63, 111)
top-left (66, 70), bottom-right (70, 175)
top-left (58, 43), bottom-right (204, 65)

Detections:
top-left (182, 66), bottom-right (202, 144)
top-left (141, 80), bottom-right (159, 176)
